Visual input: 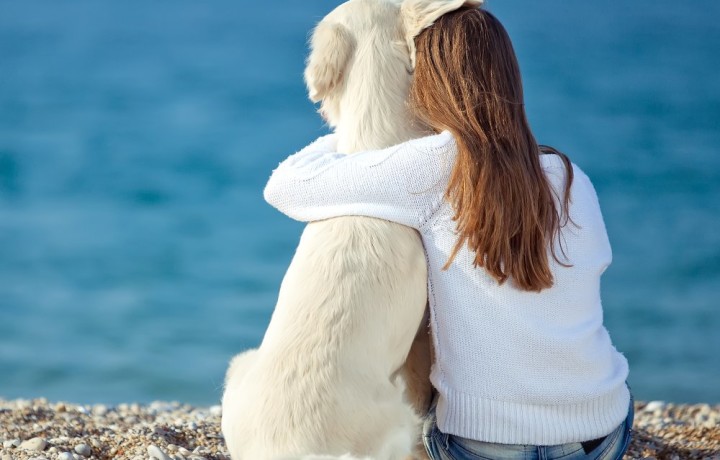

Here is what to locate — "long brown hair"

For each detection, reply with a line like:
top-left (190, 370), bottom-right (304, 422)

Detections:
top-left (410, 7), bottom-right (574, 292)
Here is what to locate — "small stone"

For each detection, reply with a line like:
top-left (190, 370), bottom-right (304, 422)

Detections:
top-left (178, 448), bottom-right (192, 457)
top-left (92, 404), bottom-right (108, 416)
top-left (16, 400), bottom-right (32, 409)
top-left (74, 444), bottom-right (91, 457)
top-left (3, 439), bottom-right (19, 449)
top-left (644, 401), bottom-right (665, 412)
top-left (47, 447), bottom-right (58, 454)
top-left (2, 454), bottom-right (13, 460)
top-left (149, 402), bottom-right (176, 413)
top-left (698, 403), bottom-right (712, 415)
top-left (148, 445), bottom-right (173, 460)
top-left (209, 405), bottom-right (222, 416)
top-left (172, 455), bottom-right (185, 460)
top-left (55, 403), bottom-right (67, 412)
top-left (19, 438), bottom-right (47, 451)
top-left (58, 453), bottom-right (74, 460)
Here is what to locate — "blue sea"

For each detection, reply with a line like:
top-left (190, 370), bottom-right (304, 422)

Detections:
top-left (1, 0), bottom-right (719, 406)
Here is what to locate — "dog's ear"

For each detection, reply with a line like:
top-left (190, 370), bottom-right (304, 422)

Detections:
top-left (401, 0), bottom-right (483, 68)
top-left (304, 21), bottom-right (356, 103)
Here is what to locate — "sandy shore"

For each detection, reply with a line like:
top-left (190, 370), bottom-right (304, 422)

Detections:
top-left (1, 399), bottom-right (718, 460)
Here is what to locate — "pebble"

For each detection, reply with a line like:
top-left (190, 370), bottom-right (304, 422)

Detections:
top-left (2, 397), bottom-right (716, 460)
top-left (644, 400), bottom-right (665, 412)
top-left (92, 404), bottom-right (108, 416)
top-left (149, 402), bottom-right (178, 413)
top-left (73, 444), bottom-right (91, 457)
top-left (16, 400), bottom-right (31, 410)
top-left (148, 444), bottom-right (173, 460)
top-left (3, 439), bottom-right (20, 448)
top-left (698, 403), bottom-right (711, 415)
top-left (18, 438), bottom-right (47, 451)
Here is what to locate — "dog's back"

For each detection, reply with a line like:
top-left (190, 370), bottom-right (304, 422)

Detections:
top-left (223, 219), bottom-right (425, 459)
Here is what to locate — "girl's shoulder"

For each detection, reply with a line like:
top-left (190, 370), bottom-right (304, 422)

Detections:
top-left (405, 130), bottom-right (455, 150)
top-left (539, 151), bottom-right (592, 183)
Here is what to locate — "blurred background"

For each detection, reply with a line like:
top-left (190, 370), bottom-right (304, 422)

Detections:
top-left (0, 0), bottom-right (718, 406)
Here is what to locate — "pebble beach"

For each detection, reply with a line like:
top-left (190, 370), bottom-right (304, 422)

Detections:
top-left (1, 399), bottom-right (718, 460)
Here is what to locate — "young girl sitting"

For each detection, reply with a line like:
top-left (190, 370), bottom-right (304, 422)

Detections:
top-left (264, 6), bottom-right (632, 460)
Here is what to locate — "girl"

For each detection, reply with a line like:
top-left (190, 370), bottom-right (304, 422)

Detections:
top-left (264, 7), bottom-right (632, 460)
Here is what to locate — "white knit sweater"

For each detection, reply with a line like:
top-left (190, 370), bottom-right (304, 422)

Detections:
top-left (264, 131), bottom-right (630, 445)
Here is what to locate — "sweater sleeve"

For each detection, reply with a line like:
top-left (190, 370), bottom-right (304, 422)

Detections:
top-left (263, 131), bottom-right (455, 229)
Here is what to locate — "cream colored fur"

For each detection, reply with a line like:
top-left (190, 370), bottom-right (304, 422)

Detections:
top-left (221, 1), bottom-right (481, 459)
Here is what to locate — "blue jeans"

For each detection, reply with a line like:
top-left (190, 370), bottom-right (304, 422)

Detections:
top-left (422, 397), bottom-right (634, 460)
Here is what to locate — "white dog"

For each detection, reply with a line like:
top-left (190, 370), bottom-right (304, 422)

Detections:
top-left (221, 1), bottom-right (480, 459)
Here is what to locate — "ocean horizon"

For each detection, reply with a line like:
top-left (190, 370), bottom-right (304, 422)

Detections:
top-left (1, 0), bottom-right (719, 406)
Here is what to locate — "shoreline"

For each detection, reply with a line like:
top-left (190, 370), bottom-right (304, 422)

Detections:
top-left (1, 399), bottom-right (718, 460)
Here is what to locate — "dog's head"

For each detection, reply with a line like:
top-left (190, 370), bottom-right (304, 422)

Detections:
top-left (305, 0), bottom-right (482, 132)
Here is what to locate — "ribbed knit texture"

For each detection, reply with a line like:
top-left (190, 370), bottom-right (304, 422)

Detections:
top-left (264, 131), bottom-right (630, 445)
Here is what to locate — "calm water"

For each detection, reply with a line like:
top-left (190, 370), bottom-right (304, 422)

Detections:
top-left (1, 0), bottom-right (718, 405)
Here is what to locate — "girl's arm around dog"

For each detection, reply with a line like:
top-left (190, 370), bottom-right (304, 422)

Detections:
top-left (264, 131), bottom-right (455, 229)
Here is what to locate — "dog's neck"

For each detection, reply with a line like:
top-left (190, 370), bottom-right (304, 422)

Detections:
top-left (333, 36), bottom-right (429, 154)
top-left (335, 105), bottom-right (426, 154)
